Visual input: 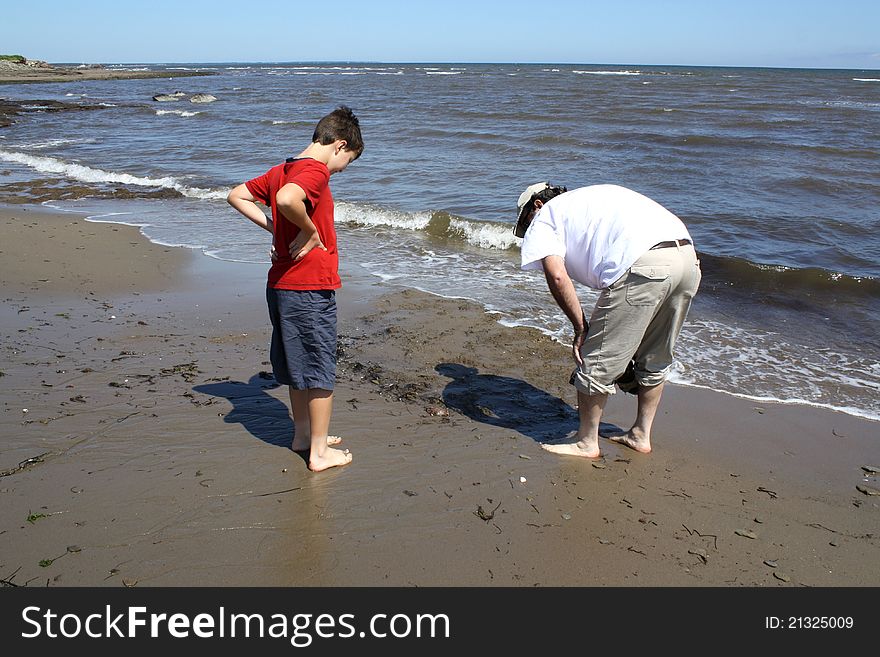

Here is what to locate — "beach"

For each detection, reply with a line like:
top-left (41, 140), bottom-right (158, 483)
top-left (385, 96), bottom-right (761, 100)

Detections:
top-left (1, 204), bottom-right (877, 587)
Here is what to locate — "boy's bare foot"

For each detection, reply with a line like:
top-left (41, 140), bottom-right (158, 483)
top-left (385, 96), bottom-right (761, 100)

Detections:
top-left (309, 447), bottom-right (352, 472)
top-left (541, 440), bottom-right (601, 459)
top-left (291, 435), bottom-right (342, 452)
top-left (609, 431), bottom-right (652, 454)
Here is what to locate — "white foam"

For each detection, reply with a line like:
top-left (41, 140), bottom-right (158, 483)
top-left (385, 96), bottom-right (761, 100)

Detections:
top-left (9, 137), bottom-right (95, 150)
top-left (336, 202), bottom-right (432, 231)
top-left (448, 218), bottom-right (518, 250)
top-left (0, 149), bottom-right (226, 199)
top-left (853, 78), bottom-right (880, 82)
top-left (572, 70), bottom-right (641, 75)
top-left (425, 71), bottom-right (462, 75)
top-left (155, 109), bottom-right (201, 117)
top-left (670, 379), bottom-right (880, 422)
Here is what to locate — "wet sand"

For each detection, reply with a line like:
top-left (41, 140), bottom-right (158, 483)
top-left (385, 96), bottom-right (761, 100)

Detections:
top-left (1, 204), bottom-right (878, 587)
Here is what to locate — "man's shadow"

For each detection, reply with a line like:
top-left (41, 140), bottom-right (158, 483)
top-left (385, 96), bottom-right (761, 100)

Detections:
top-left (436, 363), bottom-right (621, 443)
top-left (194, 373), bottom-right (306, 461)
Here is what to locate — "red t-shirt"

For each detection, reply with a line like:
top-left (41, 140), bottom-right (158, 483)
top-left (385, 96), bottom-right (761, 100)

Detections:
top-left (245, 158), bottom-right (341, 290)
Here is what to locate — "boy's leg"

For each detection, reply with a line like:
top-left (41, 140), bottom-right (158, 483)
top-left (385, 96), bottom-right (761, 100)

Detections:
top-left (289, 387), bottom-right (311, 450)
top-left (303, 388), bottom-right (352, 472)
top-left (289, 387), bottom-right (342, 451)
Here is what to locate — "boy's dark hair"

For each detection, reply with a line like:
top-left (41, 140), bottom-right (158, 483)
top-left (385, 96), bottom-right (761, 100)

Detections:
top-left (313, 106), bottom-right (364, 159)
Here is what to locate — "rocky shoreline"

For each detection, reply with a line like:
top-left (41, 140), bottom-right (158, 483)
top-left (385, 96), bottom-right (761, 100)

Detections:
top-left (0, 59), bottom-right (215, 85)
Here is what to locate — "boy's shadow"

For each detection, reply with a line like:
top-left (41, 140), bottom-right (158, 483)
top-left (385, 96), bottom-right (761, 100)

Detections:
top-left (436, 363), bottom-right (621, 443)
top-left (194, 373), bottom-right (307, 462)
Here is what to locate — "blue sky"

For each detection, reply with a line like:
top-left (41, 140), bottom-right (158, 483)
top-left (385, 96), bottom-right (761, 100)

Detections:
top-left (3, 0), bottom-right (878, 68)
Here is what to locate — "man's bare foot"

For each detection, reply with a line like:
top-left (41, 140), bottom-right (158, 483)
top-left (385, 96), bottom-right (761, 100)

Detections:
top-left (292, 435), bottom-right (342, 452)
top-left (309, 447), bottom-right (352, 472)
top-left (609, 431), bottom-right (652, 454)
top-left (541, 440), bottom-right (601, 459)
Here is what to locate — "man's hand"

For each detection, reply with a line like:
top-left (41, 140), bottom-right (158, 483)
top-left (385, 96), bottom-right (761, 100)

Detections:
top-left (572, 327), bottom-right (586, 366)
top-left (288, 228), bottom-right (327, 262)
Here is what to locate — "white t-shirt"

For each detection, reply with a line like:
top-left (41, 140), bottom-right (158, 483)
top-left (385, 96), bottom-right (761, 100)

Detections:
top-left (520, 184), bottom-right (691, 289)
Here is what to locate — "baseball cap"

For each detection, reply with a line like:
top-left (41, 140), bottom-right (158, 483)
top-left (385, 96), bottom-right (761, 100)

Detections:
top-left (514, 182), bottom-right (550, 238)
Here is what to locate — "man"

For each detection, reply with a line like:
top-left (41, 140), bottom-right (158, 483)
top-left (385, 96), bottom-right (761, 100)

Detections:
top-left (515, 182), bottom-right (701, 458)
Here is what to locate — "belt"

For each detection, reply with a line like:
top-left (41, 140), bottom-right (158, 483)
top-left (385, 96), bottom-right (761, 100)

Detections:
top-left (650, 238), bottom-right (692, 250)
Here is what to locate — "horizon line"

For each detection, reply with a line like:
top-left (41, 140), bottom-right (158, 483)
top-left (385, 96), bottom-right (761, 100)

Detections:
top-left (46, 60), bottom-right (880, 72)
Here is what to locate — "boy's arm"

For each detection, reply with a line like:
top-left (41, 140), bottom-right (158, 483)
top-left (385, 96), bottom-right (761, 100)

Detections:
top-left (227, 184), bottom-right (273, 233)
top-left (275, 182), bottom-right (327, 262)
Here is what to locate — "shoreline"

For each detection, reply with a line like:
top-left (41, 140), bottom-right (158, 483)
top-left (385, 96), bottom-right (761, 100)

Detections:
top-left (0, 63), bottom-right (215, 85)
top-left (1, 204), bottom-right (878, 586)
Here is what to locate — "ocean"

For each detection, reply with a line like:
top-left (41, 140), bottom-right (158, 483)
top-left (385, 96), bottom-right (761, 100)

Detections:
top-left (1, 62), bottom-right (878, 420)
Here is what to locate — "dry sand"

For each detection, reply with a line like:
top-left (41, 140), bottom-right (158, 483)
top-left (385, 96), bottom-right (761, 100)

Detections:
top-left (1, 204), bottom-right (878, 587)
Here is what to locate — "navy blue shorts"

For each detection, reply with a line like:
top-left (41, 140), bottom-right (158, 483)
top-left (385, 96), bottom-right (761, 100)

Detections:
top-left (266, 288), bottom-right (337, 390)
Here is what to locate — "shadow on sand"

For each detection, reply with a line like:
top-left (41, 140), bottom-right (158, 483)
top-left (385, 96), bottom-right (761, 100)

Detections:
top-left (436, 363), bottom-right (621, 443)
top-left (194, 373), bottom-right (307, 461)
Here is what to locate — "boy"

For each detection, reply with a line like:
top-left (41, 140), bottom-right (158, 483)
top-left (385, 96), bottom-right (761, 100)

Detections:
top-left (227, 106), bottom-right (363, 472)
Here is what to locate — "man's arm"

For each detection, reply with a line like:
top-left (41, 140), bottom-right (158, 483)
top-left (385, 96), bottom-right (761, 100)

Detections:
top-left (227, 184), bottom-right (273, 233)
top-left (542, 255), bottom-right (588, 365)
top-left (275, 183), bottom-right (326, 261)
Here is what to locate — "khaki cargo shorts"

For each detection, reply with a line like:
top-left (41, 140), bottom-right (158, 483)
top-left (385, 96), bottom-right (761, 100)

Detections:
top-left (571, 243), bottom-right (701, 396)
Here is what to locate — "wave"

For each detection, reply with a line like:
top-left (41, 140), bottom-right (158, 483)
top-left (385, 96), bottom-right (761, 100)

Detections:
top-left (262, 119), bottom-right (314, 127)
top-left (0, 150), bottom-right (227, 200)
top-left (6, 137), bottom-right (96, 150)
top-left (155, 109), bottom-right (202, 117)
top-left (336, 201), bottom-right (880, 299)
top-left (572, 70), bottom-right (641, 76)
top-left (698, 252), bottom-right (880, 306)
top-left (337, 201), bottom-right (879, 302)
top-left (335, 203), bottom-right (518, 250)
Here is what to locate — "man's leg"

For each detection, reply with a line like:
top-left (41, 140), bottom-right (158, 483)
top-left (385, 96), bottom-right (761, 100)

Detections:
top-left (615, 243), bottom-right (699, 454)
top-left (610, 382), bottom-right (664, 454)
top-left (542, 390), bottom-right (607, 458)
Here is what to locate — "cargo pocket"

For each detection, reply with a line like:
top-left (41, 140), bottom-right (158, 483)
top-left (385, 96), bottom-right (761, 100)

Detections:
top-left (625, 265), bottom-right (670, 306)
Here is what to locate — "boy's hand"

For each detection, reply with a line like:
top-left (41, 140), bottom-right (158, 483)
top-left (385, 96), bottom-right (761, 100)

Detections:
top-left (288, 229), bottom-right (327, 262)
